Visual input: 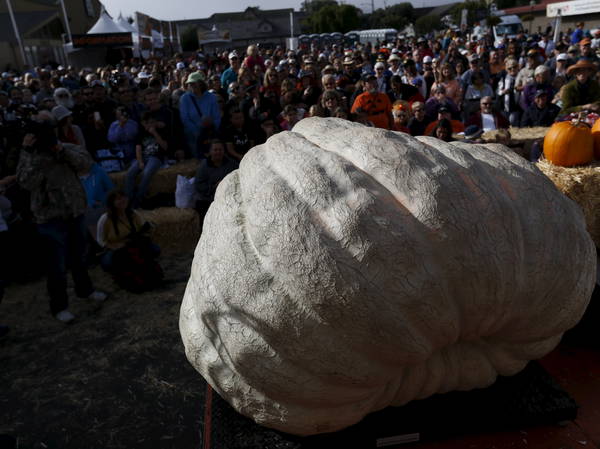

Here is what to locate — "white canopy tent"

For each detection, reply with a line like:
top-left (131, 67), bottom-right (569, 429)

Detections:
top-left (87, 8), bottom-right (130, 34)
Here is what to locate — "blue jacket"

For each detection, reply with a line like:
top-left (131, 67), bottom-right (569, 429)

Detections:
top-left (80, 163), bottom-right (114, 208)
top-left (220, 67), bottom-right (237, 90)
top-left (179, 91), bottom-right (221, 140)
top-left (107, 119), bottom-right (139, 162)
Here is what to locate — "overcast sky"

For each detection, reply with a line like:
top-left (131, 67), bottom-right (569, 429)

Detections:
top-left (100, 0), bottom-right (450, 21)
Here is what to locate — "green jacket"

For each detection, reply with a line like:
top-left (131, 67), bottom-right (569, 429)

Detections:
top-left (560, 78), bottom-right (600, 115)
top-left (16, 143), bottom-right (92, 224)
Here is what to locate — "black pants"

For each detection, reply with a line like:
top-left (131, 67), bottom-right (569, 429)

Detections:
top-left (37, 215), bottom-right (94, 315)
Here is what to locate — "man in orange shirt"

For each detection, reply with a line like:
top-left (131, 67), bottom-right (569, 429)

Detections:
top-left (351, 75), bottom-right (393, 129)
top-left (424, 106), bottom-right (465, 136)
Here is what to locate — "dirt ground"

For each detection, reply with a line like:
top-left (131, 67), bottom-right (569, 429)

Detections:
top-left (0, 250), bottom-right (207, 449)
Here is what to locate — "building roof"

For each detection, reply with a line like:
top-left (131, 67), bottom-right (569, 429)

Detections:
top-left (177, 7), bottom-right (302, 41)
top-left (0, 10), bottom-right (58, 42)
top-left (501, 0), bottom-right (562, 15)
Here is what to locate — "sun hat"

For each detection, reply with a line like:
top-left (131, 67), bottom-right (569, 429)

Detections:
top-left (566, 59), bottom-right (597, 75)
top-left (51, 105), bottom-right (72, 122)
top-left (186, 71), bottom-right (206, 84)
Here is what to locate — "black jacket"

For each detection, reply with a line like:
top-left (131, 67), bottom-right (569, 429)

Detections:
top-left (520, 103), bottom-right (560, 127)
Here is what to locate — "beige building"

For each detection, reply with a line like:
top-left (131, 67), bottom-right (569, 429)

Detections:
top-left (0, 0), bottom-right (101, 70)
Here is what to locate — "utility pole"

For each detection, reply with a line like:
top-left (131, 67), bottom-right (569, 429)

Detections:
top-left (5, 0), bottom-right (27, 67)
top-left (58, 0), bottom-right (72, 42)
top-left (372, 0), bottom-right (375, 13)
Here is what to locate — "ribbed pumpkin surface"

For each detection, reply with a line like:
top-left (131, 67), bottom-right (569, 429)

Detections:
top-left (544, 121), bottom-right (593, 167)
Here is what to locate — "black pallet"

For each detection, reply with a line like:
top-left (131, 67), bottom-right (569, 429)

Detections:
top-left (202, 360), bottom-right (578, 449)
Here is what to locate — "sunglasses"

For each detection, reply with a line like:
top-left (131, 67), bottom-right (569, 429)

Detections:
top-left (481, 102), bottom-right (492, 105)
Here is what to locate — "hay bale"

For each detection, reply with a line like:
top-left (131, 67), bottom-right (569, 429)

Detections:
top-left (537, 159), bottom-right (600, 248)
top-left (109, 159), bottom-right (199, 197)
top-left (139, 207), bottom-right (200, 253)
top-left (483, 127), bottom-right (548, 159)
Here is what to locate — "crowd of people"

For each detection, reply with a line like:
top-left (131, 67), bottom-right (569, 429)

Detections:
top-left (1, 22), bottom-right (600, 328)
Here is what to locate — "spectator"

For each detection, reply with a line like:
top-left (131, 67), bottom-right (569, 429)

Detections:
top-left (180, 72), bottom-right (221, 158)
top-left (16, 123), bottom-right (107, 323)
top-left (408, 101), bottom-right (428, 136)
top-left (107, 106), bottom-right (139, 164)
top-left (221, 108), bottom-right (254, 161)
top-left (52, 105), bottom-right (86, 151)
top-left (401, 59), bottom-right (426, 98)
top-left (424, 106), bottom-right (465, 136)
top-left (96, 189), bottom-right (160, 282)
top-left (391, 102), bottom-right (411, 133)
top-left (53, 87), bottom-right (74, 110)
top-left (497, 58), bottom-right (522, 126)
top-left (431, 63), bottom-right (463, 110)
top-left (560, 60), bottom-right (600, 114)
top-left (520, 90), bottom-right (561, 127)
top-left (461, 54), bottom-right (490, 91)
top-left (194, 139), bottom-right (238, 220)
top-left (431, 118), bottom-right (454, 142)
top-left (125, 112), bottom-right (168, 209)
top-left (351, 74), bottom-right (393, 130)
top-left (466, 96), bottom-right (509, 131)
top-left (463, 71), bottom-right (494, 119)
top-left (570, 22), bottom-right (585, 45)
top-left (578, 38), bottom-right (600, 65)
top-left (520, 65), bottom-right (553, 111)
top-left (425, 85), bottom-right (459, 122)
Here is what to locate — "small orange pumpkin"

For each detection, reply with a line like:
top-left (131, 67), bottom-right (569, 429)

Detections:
top-left (592, 119), bottom-right (600, 160)
top-left (544, 116), bottom-right (593, 167)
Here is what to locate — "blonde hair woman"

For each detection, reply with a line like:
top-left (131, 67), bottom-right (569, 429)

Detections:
top-left (431, 63), bottom-right (463, 108)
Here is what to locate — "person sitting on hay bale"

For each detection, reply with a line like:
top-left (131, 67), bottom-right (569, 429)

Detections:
top-left (560, 60), bottom-right (600, 114)
top-left (97, 190), bottom-right (162, 293)
top-left (195, 139), bottom-right (238, 222)
top-left (125, 112), bottom-right (168, 210)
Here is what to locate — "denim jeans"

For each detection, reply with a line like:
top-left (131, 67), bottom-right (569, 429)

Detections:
top-left (37, 215), bottom-right (94, 315)
top-left (125, 156), bottom-right (162, 208)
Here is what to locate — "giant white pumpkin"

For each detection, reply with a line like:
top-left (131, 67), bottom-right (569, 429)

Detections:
top-left (180, 118), bottom-right (596, 436)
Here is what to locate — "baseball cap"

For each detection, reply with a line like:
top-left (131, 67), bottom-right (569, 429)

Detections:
top-left (557, 53), bottom-right (568, 61)
top-left (534, 65), bottom-right (549, 76)
top-left (228, 51), bottom-right (239, 60)
top-left (374, 62), bottom-right (386, 70)
top-left (438, 106), bottom-right (450, 113)
top-left (176, 62), bottom-right (185, 70)
top-left (580, 37), bottom-right (591, 46)
top-left (534, 89), bottom-right (548, 98)
top-left (423, 55), bottom-right (433, 63)
top-left (388, 53), bottom-right (401, 62)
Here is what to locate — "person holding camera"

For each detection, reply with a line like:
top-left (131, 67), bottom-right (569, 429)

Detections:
top-left (16, 124), bottom-right (107, 323)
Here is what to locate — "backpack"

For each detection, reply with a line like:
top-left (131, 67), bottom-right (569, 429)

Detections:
top-left (111, 236), bottom-right (163, 293)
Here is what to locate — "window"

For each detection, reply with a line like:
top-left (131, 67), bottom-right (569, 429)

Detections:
top-left (84, 0), bottom-right (95, 17)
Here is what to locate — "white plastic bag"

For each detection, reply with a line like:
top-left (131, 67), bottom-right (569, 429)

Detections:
top-left (175, 175), bottom-right (197, 209)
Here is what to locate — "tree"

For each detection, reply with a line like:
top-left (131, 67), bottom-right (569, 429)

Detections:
top-left (181, 26), bottom-right (199, 52)
top-left (450, 0), bottom-right (487, 27)
top-left (368, 3), bottom-right (415, 29)
top-left (415, 14), bottom-right (442, 35)
top-left (304, 2), bottom-right (361, 33)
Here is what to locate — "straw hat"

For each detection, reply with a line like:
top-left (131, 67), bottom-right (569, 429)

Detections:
top-left (566, 59), bottom-right (597, 76)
